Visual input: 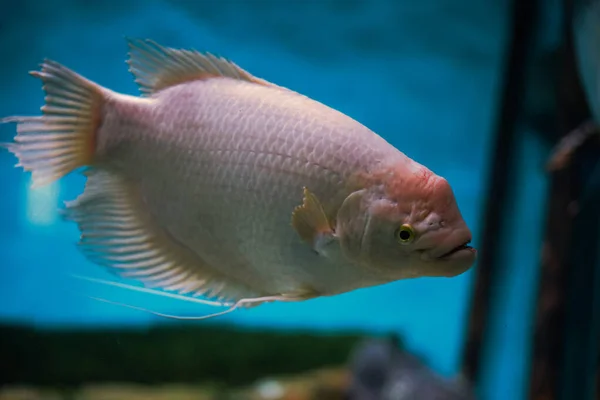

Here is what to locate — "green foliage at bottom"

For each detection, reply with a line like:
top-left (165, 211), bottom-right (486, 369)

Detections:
top-left (0, 323), bottom-right (372, 387)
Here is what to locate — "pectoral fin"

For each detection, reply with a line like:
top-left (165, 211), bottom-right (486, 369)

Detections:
top-left (291, 187), bottom-right (338, 256)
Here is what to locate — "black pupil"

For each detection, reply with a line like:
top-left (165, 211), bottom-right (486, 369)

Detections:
top-left (399, 229), bottom-right (411, 240)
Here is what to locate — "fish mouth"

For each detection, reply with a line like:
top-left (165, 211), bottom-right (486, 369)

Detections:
top-left (425, 227), bottom-right (476, 262)
top-left (437, 240), bottom-right (473, 259)
top-left (419, 230), bottom-right (476, 277)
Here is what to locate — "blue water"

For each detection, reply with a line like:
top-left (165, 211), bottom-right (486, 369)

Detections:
top-left (0, 1), bottom-right (561, 399)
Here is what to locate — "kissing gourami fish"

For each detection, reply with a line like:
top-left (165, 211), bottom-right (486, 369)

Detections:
top-left (1, 39), bottom-right (476, 319)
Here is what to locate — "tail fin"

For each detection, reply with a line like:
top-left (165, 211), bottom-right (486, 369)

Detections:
top-left (1, 60), bottom-right (105, 188)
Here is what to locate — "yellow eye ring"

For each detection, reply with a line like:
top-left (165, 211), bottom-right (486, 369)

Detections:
top-left (395, 224), bottom-right (415, 244)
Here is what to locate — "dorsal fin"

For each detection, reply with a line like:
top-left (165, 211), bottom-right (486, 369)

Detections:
top-left (125, 38), bottom-right (274, 96)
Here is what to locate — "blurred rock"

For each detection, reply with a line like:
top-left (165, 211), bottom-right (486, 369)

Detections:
top-left (346, 336), bottom-right (476, 400)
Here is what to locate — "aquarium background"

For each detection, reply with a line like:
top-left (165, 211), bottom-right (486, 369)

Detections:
top-left (0, 0), bottom-right (565, 399)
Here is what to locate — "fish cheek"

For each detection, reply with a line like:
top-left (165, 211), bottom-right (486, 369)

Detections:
top-left (363, 221), bottom-right (406, 270)
top-left (335, 191), bottom-right (403, 270)
top-left (334, 189), bottom-right (369, 262)
top-left (360, 199), bottom-right (415, 272)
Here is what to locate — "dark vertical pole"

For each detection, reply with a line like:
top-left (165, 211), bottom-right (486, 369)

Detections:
top-left (528, 0), bottom-right (600, 399)
top-left (597, 365), bottom-right (600, 400)
top-left (526, 27), bottom-right (574, 396)
top-left (560, 130), bottom-right (600, 400)
top-left (461, 0), bottom-right (538, 383)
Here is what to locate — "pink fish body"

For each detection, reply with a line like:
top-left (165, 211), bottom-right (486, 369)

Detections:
top-left (1, 39), bottom-right (476, 316)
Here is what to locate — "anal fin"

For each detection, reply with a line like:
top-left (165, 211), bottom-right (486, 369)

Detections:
top-left (63, 168), bottom-right (258, 304)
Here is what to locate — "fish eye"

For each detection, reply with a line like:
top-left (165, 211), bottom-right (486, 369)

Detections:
top-left (395, 224), bottom-right (415, 244)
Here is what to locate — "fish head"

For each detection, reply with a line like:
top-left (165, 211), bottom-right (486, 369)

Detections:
top-left (338, 164), bottom-right (476, 280)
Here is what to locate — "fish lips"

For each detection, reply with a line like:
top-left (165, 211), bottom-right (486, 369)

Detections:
top-left (421, 230), bottom-right (477, 274)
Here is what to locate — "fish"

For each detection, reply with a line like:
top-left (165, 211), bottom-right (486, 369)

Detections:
top-left (0, 38), bottom-right (477, 319)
